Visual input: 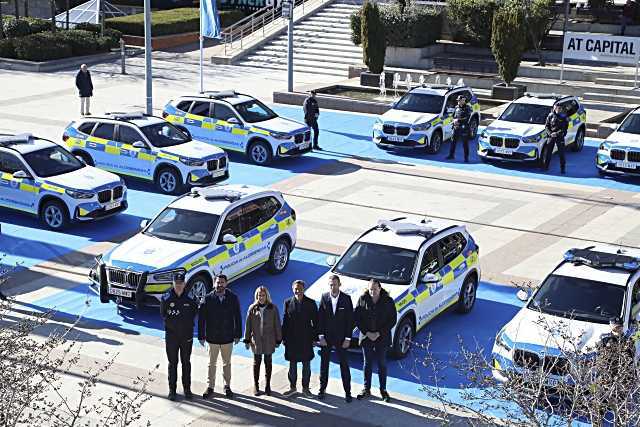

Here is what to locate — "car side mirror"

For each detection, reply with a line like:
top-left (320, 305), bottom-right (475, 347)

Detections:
top-left (326, 255), bottom-right (337, 267)
top-left (222, 233), bottom-right (237, 244)
top-left (132, 141), bottom-right (146, 149)
top-left (516, 288), bottom-right (530, 302)
top-left (140, 219), bottom-right (148, 229)
top-left (420, 272), bottom-right (439, 284)
top-left (12, 170), bottom-right (30, 179)
top-left (74, 155), bottom-right (86, 165)
top-left (227, 117), bottom-right (240, 125)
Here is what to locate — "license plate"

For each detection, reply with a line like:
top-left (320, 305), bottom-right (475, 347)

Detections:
top-left (616, 161), bottom-right (636, 170)
top-left (388, 135), bottom-right (404, 142)
top-left (495, 147), bottom-right (513, 155)
top-left (105, 201), bottom-right (121, 211)
top-left (545, 378), bottom-right (559, 387)
top-left (211, 169), bottom-right (226, 177)
top-left (108, 287), bottom-right (133, 298)
top-left (299, 141), bottom-right (311, 149)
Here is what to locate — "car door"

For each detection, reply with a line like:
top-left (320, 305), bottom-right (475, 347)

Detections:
top-left (559, 99), bottom-right (579, 144)
top-left (237, 196), bottom-right (282, 269)
top-left (212, 204), bottom-right (246, 279)
top-left (115, 124), bottom-right (155, 180)
top-left (212, 102), bottom-right (246, 151)
top-left (183, 100), bottom-right (213, 143)
top-left (0, 150), bottom-right (38, 214)
top-left (438, 232), bottom-right (469, 303)
top-left (443, 94), bottom-right (458, 141)
top-left (88, 122), bottom-right (116, 172)
top-left (415, 242), bottom-right (444, 328)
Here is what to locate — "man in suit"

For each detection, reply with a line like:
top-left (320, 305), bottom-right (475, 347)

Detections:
top-left (317, 274), bottom-right (354, 402)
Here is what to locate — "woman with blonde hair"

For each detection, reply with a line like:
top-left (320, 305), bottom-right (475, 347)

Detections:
top-left (244, 285), bottom-right (282, 396)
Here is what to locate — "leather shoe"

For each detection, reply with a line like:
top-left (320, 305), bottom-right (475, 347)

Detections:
top-left (184, 389), bottom-right (193, 400)
top-left (202, 387), bottom-right (215, 399)
top-left (317, 390), bottom-right (326, 400)
top-left (381, 390), bottom-right (391, 403)
top-left (345, 393), bottom-right (352, 403)
top-left (224, 386), bottom-right (234, 398)
top-left (168, 391), bottom-right (177, 401)
top-left (356, 389), bottom-right (370, 400)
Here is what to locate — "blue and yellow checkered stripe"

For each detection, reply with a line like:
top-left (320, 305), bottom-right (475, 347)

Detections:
top-left (568, 108), bottom-right (586, 129)
top-left (1, 172), bottom-right (68, 196)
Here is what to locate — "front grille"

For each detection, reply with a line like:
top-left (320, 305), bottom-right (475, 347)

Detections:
top-left (628, 151), bottom-right (640, 163)
top-left (113, 186), bottom-right (123, 200)
top-left (219, 156), bottom-right (227, 169)
top-left (207, 159), bottom-right (218, 171)
top-left (396, 126), bottom-right (411, 136)
top-left (383, 124), bottom-right (395, 135)
top-left (107, 268), bottom-right (141, 289)
top-left (513, 349), bottom-right (540, 370)
top-left (294, 133), bottom-right (304, 144)
top-left (489, 136), bottom-right (503, 147)
top-left (543, 356), bottom-right (569, 376)
top-left (98, 189), bottom-right (112, 203)
top-left (611, 149), bottom-right (626, 160)
top-left (504, 138), bottom-right (520, 149)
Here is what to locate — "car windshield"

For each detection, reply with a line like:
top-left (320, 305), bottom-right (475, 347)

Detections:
top-left (140, 123), bottom-right (190, 147)
top-left (527, 274), bottom-right (626, 324)
top-left (334, 242), bottom-right (418, 285)
top-left (22, 146), bottom-right (84, 178)
top-left (394, 93), bottom-right (444, 114)
top-left (144, 208), bottom-right (219, 244)
top-left (235, 99), bottom-right (278, 123)
top-left (499, 103), bottom-right (551, 125)
top-left (617, 114), bottom-right (640, 135)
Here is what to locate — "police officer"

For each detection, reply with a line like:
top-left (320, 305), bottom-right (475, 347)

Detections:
top-left (543, 104), bottom-right (569, 174)
top-left (160, 272), bottom-right (198, 401)
top-left (447, 95), bottom-right (473, 162)
top-left (303, 90), bottom-right (320, 150)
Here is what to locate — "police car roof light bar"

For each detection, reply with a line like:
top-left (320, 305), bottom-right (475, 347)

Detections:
top-left (524, 92), bottom-right (568, 100)
top-left (377, 219), bottom-right (437, 237)
top-left (105, 112), bottom-right (147, 120)
top-left (564, 248), bottom-right (640, 271)
top-left (0, 133), bottom-right (34, 146)
top-left (193, 186), bottom-right (244, 202)
top-left (205, 90), bottom-right (237, 99)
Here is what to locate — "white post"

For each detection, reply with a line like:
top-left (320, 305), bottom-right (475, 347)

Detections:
top-left (560, 33), bottom-right (567, 83)
top-left (199, 35), bottom-right (204, 94)
top-left (635, 41), bottom-right (640, 89)
top-left (95, 0), bottom-right (101, 24)
top-left (144, 0), bottom-right (152, 115)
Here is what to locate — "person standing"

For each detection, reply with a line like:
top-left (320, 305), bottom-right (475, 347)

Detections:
top-left (543, 103), bottom-right (569, 174)
top-left (354, 279), bottom-right (397, 403)
top-left (198, 274), bottom-right (242, 399)
top-left (75, 64), bottom-right (93, 116)
top-left (160, 273), bottom-right (198, 401)
top-left (317, 274), bottom-right (354, 402)
top-left (243, 285), bottom-right (282, 397)
top-left (282, 280), bottom-right (318, 397)
top-left (447, 95), bottom-right (473, 162)
top-left (303, 90), bottom-right (321, 150)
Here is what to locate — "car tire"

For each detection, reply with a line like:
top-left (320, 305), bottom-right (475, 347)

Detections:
top-left (155, 167), bottom-right (182, 195)
top-left (456, 274), bottom-right (478, 314)
top-left (391, 316), bottom-right (415, 359)
top-left (571, 127), bottom-right (585, 152)
top-left (469, 116), bottom-right (479, 139)
top-left (187, 274), bottom-right (212, 304)
top-left (74, 150), bottom-right (94, 167)
top-left (40, 199), bottom-right (69, 230)
top-left (266, 238), bottom-right (290, 274)
top-left (248, 140), bottom-right (273, 165)
top-left (427, 130), bottom-right (442, 154)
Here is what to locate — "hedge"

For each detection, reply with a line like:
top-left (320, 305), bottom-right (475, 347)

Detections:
top-left (447, 0), bottom-right (496, 48)
top-left (7, 30), bottom-right (119, 61)
top-left (0, 39), bottom-right (16, 59)
top-left (2, 16), bottom-right (53, 38)
top-left (105, 7), bottom-right (246, 37)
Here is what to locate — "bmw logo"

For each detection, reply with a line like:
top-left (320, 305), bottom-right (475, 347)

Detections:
top-left (144, 249), bottom-right (155, 255)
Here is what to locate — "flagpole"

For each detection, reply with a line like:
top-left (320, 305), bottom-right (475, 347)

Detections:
top-left (199, 0), bottom-right (204, 94)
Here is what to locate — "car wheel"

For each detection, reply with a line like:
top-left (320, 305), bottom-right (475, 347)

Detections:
top-left (456, 275), bottom-right (478, 314)
top-left (427, 131), bottom-right (442, 154)
top-left (248, 140), bottom-right (273, 165)
top-left (40, 199), bottom-right (69, 230)
top-left (571, 128), bottom-right (585, 152)
top-left (391, 316), bottom-right (414, 359)
top-left (156, 167), bottom-right (182, 195)
top-left (266, 238), bottom-right (290, 274)
top-left (469, 116), bottom-right (479, 139)
top-left (74, 151), bottom-right (94, 167)
top-left (187, 274), bottom-right (212, 304)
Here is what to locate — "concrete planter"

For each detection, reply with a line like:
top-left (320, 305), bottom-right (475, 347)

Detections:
top-left (384, 45), bottom-right (443, 69)
top-left (492, 83), bottom-right (526, 100)
top-left (123, 32), bottom-right (200, 50)
top-left (360, 71), bottom-right (394, 88)
top-left (0, 50), bottom-right (142, 72)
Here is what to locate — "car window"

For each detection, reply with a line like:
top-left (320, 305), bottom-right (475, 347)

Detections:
top-left (439, 232), bottom-right (467, 266)
top-left (213, 103), bottom-right (239, 122)
top-left (190, 101), bottom-right (211, 118)
top-left (260, 196), bottom-right (282, 220)
top-left (140, 123), bottom-right (190, 148)
top-left (460, 90), bottom-right (473, 102)
top-left (445, 94), bottom-right (458, 111)
top-left (235, 100), bottom-right (278, 123)
top-left (631, 279), bottom-right (640, 322)
top-left (78, 122), bottom-right (96, 135)
top-left (22, 146), bottom-right (84, 178)
top-left (176, 101), bottom-right (192, 113)
top-left (92, 123), bottom-right (115, 140)
top-left (118, 125), bottom-right (145, 145)
top-left (567, 100), bottom-right (579, 116)
top-left (218, 206), bottom-right (243, 242)
top-left (420, 245), bottom-right (441, 275)
top-left (241, 201), bottom-right (264, 233)
top-left (0, 151), bottom-right (26, 174)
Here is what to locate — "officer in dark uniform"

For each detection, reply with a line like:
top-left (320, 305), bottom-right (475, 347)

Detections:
top-left (161, 272), bottom-right (198, 401)
top-left (543, 104), bottom-right (569, 174)
top-left (447, 95), bottom-right (473, 162)
top-left (303, 90), bottom-right (320, 150)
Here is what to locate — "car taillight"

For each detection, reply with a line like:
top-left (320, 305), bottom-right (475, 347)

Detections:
top-left (291, 209), bottom-right (296, 221)
top-left (162, 112), bottom-right (168, 118)
top-left (62, 134), bottom-right (69, 142)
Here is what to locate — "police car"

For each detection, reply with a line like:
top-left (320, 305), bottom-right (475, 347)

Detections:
top-left (478, 93), bottom-right (586, 167)
top-left (372, 85), bottom-right (481, 153)
top-left (62, 112), bottom-right (229, 195)
top-left (89, 184), bottom-right (297, 308)
top-left (597, 107), bottom-right (640, 176)
top-left (305, 217), bottom-right (480, 358)
top-left (492, 246), bottom-right (640, 387)
top-left (162, 91), bottom-right (312, 165)
top-left (0, 133), bottom-right (127, 230)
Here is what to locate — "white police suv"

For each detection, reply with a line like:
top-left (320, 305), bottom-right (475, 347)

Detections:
top-left (597, 107), bottom-right (640, 176)
top-left (492, 246), bottom-right (640, 386)
top-left (62, 112), bottom-right (229, 195)
top-left (373, 85), bottom-right (481, 154)
top-left (478, 93), bottom-right (586, 167)
top-left (305, 217), bottom-right (480, 358)
top-left (90, 184), bottom-right (297, 308)
top-left (162, 91), bottom-right (312, 165)
top-left (0, 133), bottom-right (127, 230)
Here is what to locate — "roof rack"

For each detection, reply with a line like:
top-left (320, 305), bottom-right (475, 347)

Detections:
top-left (203, 90), bottom-right (238, 100)
top-left (189, 186), bottom-right (244, 202)
top-left (103, 111), bottom-right (148, 121)
top-left (564, 247), bottom-right (640, 271)
top-left (377, 219), bottom-right (436, 237)
top-left (0, 133), bottom-right (34, 147)
top-left (524, 92), bottom-right (569, 101)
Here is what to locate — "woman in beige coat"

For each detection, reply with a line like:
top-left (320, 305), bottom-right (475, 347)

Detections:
top-left (244, 285), bottom-right (282, 396)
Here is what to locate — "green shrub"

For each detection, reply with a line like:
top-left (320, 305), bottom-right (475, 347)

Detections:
top-left (58, 29), bottom-right (100, 56)
top-left (381, 1), bottom-right (442, 48)
top-left (24, 17), bottom-right (53, 34)
top-left (361, 0), bottom-right (386, 74)
top-left (3, 17), bottom-right (32, 38)
top-left (0, 38), bottom-right (16, 59)
top-left (74, 22), bottom-right (102, 33)
top-left (447, 0), bottom-right (496, 47)
top-left (13, 33), bottom-right (74, 61)
top-left (491, 0), bottom-right (527, 85)
top-left (350, 11), bottom-right (361, 45)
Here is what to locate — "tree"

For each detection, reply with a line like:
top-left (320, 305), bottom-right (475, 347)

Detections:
top-left (0, 1), bottom-right (5, 39)
top-left (14, 0), bottom-right (19, 19)
top-left (491, 0), bottom-right (527, 86)
top-left (522, 0), bottom-right (557, 67)
top-left (361, 0), bottom-right (386, 74)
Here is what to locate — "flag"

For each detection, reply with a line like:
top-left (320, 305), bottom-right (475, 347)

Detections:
top-left (201, 0), bottom-right (221, 39)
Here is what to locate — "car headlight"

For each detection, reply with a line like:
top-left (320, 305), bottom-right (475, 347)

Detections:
top-left (151, 267), bottom-right (186, 282)
top-left (495, 330), bottom-right (512, 352)
top-left (65, 189), bottom-right (95, 199)
top-left (412, 122), bottom-right (432, 132)
top-left (180, 157), bottom-right (205, 167)
top-left (271, 132), bottom-right (291, 140)
top-left (599, 141), bottom-right (612, 151)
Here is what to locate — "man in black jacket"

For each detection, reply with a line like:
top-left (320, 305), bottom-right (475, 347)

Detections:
top-left (160, 273), bottom-right (199, 401)
top-left (198, 274), bottom-right (242, 399)
top-left (543, 104), bottom-right (569, 174)
top-left (303, 90), bottom-right (320, 150)
top-left (317, 274), bottom-right (354, 402)
top-left (75, 64), bottom-right (93, 116)
top-left (354, 279), bottom-right (397, 402)
top-left (282, 279), bottom-right (318, 397)
top-left (447, 95), bottom-right (473, 162)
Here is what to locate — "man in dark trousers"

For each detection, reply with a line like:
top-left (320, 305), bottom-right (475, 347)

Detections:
top-left (543, 103), bottom-right (569, 174)
top-left (282, 279), bottom-right (318, 397)
top-left (303, 90), bottom-right (320, 150)
top-left (75, 64), bottom-right (93, 116)
top-left (354, 279), bottom-right (397, 403)
top-left (198, 274), bottom-right (242, 399)
top-left (447, 95), bottom-right (473, 162)
top-left (317, 274), bottom-right (354, 402)
top-left (160, 272), bottom-right (198, 401)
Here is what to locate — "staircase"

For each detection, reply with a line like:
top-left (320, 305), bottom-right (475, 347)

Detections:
top-left (236, 0), bottom-right (364, 77)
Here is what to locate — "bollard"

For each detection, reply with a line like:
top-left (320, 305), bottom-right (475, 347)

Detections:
top-left (120, 39), bottom-right (126, 75)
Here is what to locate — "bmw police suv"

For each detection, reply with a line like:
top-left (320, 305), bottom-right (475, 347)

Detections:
top-left (597, 107), bottom-right (640, 176)
top-left (478, 93), bottom-right (586, 166)
top-left (492, 246), bottom-right (640, 387)
top-left (0, 133), bottom-right (127, 230)
top-left (373, 85), bottom-right (481, 154)
top-left (162, 91), bottom-right (312, 165)
top-left (305, 217), bottom-right (480, 358)
top-left (90, 184), bottom-right (297, 308)
top-left (62, 112), bottom-right (229, 195)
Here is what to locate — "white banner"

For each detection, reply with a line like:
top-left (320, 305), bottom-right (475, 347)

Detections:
top-left (563, 32), bottom-right (640, 65)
